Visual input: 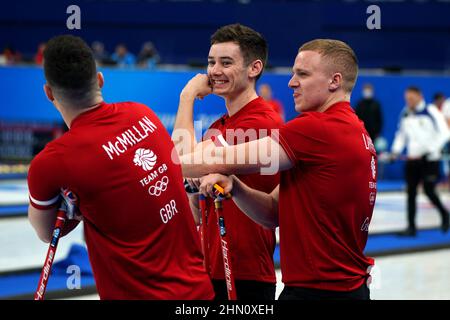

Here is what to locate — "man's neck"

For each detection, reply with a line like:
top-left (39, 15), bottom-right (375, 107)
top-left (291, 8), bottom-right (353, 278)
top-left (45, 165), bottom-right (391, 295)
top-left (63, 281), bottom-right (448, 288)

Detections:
top-left (223, 86), bottom-right (258, 117)
top-left (59, 96), bottom-right (103, 128)
top-left (317, 92), bottom-right (350, 113)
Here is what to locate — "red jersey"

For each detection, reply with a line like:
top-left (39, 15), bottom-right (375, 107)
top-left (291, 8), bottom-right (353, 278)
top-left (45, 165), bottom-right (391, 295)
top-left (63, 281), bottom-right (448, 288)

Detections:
top-left (266, 99), bottom-right (284, 120)
top-left (28, 101), bottom-right (214, 300)
top-left (277, 101), bottom-right (376, 292)
top-left (202, 97), bottom-right (283, 283)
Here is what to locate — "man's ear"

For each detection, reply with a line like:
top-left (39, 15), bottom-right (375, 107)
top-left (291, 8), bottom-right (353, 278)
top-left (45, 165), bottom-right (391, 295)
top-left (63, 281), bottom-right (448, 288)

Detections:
top-left (329, 73), bottom-right (343, 92)
top-left (97, 72), bottom-right (104, 89)
top-left (248, 60), bottom-right (264, 80)
top-left (43, 84), bottom-right (55, 102)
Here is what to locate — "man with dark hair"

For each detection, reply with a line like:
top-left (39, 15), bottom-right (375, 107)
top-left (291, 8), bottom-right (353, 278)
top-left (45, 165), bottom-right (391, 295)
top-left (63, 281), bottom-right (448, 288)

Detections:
top-left (181, 39), bottom-right (376, 300)
top-left (43, 35), bottom-right (100, 106)
top-left (172, 24), bottom-right (283, 300)
top-left (28, 35), bottom-right (214, 299)
top-left (432, 92), bottom-right (446, 111)
top-left (209, 23), bottom-right (268, 81)
top-left (391, 86), bottom-right (450, 236)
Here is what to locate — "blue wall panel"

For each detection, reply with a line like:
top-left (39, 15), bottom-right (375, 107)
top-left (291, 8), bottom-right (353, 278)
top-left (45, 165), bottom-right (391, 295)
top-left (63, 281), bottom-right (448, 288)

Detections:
top-left (1, 66), bottom-right (450, 179)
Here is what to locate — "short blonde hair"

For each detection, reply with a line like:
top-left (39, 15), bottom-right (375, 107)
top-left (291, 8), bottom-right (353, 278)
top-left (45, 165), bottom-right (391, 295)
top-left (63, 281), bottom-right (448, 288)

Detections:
top-left (299, 39), bottom-right (358, 93)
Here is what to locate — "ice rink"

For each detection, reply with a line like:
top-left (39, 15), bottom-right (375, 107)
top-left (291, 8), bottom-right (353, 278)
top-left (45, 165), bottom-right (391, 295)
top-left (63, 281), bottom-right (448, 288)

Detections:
top-left (1, 179), bottom-right (450, 300)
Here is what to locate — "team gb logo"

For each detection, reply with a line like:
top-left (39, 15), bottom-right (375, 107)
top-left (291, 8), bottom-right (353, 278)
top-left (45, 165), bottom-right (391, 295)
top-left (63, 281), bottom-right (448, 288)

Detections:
top-left (133, 148), bottom-right (157, 171)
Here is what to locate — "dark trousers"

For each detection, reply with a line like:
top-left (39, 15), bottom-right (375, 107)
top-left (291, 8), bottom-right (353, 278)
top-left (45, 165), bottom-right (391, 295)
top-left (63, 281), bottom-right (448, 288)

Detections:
top-left (405, 159), bottom-right (449, 230)
top-left (278, 283), bottom-right (370, 300)
top-left (212, 279), bottom-right (276, 300)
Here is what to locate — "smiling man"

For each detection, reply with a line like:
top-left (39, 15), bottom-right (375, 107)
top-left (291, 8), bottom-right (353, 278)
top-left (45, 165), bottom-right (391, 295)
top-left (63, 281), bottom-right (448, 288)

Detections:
top-left (172, 24), bottom-right (283, 300)
top-left (181, 39), bottom-right (377, 300)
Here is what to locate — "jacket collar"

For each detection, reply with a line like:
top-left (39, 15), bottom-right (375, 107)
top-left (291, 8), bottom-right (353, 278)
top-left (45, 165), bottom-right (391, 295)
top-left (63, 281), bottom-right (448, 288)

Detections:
top-left (406, 100), bottom-right (426, 114)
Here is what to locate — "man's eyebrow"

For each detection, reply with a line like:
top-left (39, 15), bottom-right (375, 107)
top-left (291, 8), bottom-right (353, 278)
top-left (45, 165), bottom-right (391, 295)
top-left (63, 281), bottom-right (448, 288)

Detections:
top-left (293, 68), bottom-right (309, 73)
top-left (208, 56), bottom-right (234, 61)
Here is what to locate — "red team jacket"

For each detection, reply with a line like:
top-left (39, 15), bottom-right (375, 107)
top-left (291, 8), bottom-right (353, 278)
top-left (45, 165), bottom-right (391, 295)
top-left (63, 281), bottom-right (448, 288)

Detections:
top-left (277, 101), bottom-right (376, 291)
top-left (202, 97), bottom-right (283, 283)
top-left (28, 101), bottom-right (214, 299)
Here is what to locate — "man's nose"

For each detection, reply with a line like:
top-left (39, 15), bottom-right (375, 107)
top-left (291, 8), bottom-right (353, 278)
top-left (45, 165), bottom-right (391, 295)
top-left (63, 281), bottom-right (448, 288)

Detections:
top-left (211, 63), bottom-right (223, 75)
top-left (288, 76), bottom-right (299, 88)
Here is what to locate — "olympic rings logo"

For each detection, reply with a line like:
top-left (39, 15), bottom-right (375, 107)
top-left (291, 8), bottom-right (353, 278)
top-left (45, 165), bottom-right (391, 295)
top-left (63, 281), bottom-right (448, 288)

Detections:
top-left (148, 176), bottom-right (169, 197)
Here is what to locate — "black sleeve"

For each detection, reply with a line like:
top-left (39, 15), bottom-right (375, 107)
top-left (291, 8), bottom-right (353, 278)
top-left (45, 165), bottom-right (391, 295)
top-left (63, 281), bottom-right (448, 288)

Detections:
top-left (355, 101), bottom-right (363, 119)
top-left (374, 101), bottom-right (383, 137)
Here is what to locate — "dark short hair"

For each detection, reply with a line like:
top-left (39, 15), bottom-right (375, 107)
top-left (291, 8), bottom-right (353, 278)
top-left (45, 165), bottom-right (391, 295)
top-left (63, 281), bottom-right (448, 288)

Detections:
top-left (210, 23), bottom-right (268, 81)
top-left (433, 92), bottom-right (445, 101)
top-left (405, 86), bottom-right (422, 94)
top-left (44, 35), bottom-right (98, 106)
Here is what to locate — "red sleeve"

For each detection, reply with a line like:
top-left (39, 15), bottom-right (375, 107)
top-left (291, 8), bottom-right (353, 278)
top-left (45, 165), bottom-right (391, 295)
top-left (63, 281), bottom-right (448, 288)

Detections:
top-left (278, 113), bottom-right (329, 164)
top-left (238, 113), bottom-right (283, 133)
top-left (204, 109), bottom-right (283, 146)
top-left (27, 147), bottom-right (63, 210)
top-left (230, 113), bottom-right (284, 145)
top-left (268, 100), bottom-right (284, 116)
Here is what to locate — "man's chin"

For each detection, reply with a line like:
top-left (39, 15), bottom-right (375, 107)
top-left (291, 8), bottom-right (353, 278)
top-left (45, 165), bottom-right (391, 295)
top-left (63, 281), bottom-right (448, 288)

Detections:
top-left (213, 88), bottom-right (229, 97)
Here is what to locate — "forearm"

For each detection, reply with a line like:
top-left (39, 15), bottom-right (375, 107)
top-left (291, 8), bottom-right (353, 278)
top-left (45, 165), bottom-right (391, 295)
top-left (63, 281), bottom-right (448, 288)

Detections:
top-left (182, 161), bottom-right (259, 178)
top-left (181, 136), bottom-right (291, 178)
top-left (172, 92), bottom-right (196, 155)
top-left (230, 176), bottom-right (278, 229)
top-left (29, 205), bottom-right (80, 243)
top-left (391, 131), bottom-right (405, 155)
top-left (29, 206), bottom-right (56, 243)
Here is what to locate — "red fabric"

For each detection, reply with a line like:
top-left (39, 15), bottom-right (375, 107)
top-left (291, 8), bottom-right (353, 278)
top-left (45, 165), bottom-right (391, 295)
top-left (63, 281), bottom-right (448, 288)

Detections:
top-left (266, 99), bottom-right (284, 120)
top-left (202, 97), bottom-right (283, 283)
top-left (28, 101), bottom-right (214, 300)
top-left (35, 51), bottom-right (44, 65)
top-left (277, 101), bottom-right (376, 292)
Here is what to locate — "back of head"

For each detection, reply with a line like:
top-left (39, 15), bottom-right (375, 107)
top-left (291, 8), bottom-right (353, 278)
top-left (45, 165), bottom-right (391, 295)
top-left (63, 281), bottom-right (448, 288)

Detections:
top-left (210, 23), bottom-right (268, 81)
top-left (433, 92), bottom-right (445, 103)
top-left (299, 39), bottom-right (358, 93)
top-left (44, 35), bottom-right (98, 108)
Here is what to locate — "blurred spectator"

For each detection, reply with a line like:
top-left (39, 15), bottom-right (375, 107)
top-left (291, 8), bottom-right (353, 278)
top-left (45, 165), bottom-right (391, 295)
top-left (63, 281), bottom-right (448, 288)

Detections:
top-left (439, 94), bottom-right (450, 128)
top-left (1, 45), bottom-right (22, 65)
top-left (91, 41), bottom-right (111, 66)
top-left (111, 43), bottom-right (136, 67)
top-left (35, 42), bottom-right (46, 65)
top-left (137, 41), bottom-right (160, 69)
top-left (355, 83), bottom-right (383, 141)
top-left (391, 86), bottom-right (450, 237)
top-left (432, 92), bottom-right (446, 111)
top-left (258, 83), bottom-right (285, 121)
